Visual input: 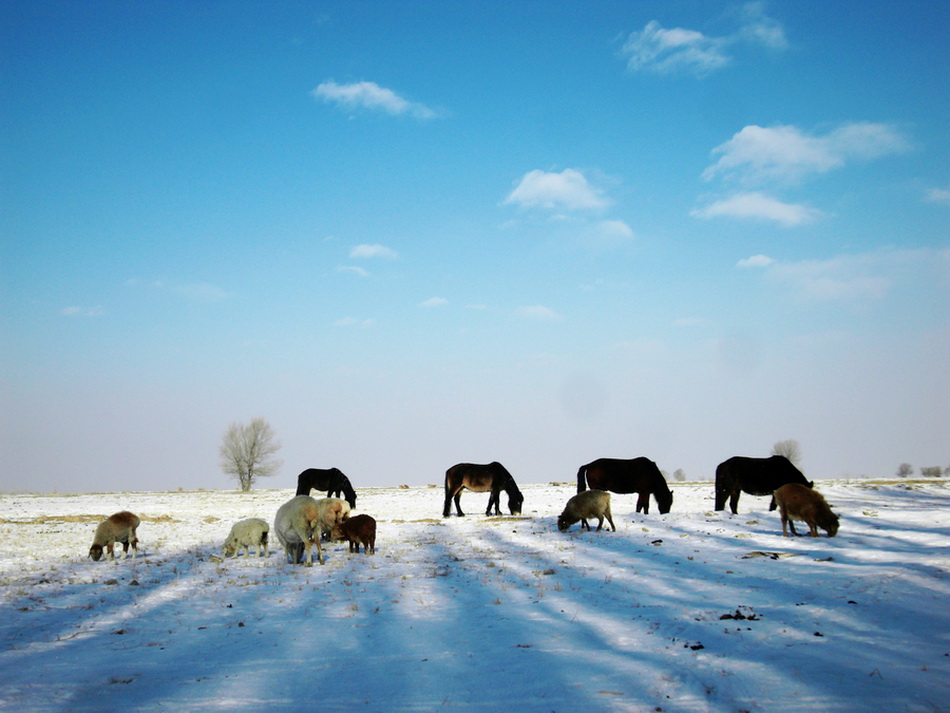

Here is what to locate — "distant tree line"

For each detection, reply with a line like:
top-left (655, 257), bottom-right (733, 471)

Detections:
top-left (896, 463), bottom-right (949, 478)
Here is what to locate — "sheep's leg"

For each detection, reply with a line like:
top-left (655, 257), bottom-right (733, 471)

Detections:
top-left (788, 519), bottom-right (799, 536)
top-left (595, 516), bottom-right (604, 531)
top-left (605, 508), bottom-right (616, 532)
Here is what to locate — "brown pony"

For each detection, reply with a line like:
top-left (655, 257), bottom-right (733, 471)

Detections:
top-left (443, 462), bottom-right (524, 517)
top-left (576, 457), bottom-right (673, 514)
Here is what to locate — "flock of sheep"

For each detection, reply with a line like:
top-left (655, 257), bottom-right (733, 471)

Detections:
top-left (86, 472), bottom-right (838, 566)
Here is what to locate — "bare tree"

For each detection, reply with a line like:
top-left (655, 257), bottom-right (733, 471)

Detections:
top-left (219, 417), bottom-right (282, 492)
top-left (771, 439), bottom-right (802, 467)
top-left (920, 466), bottom-right (942, 478)
top-left (673, 468), bottom-right (687, 482)
top-left (896, 463), bottom-right (913, 478)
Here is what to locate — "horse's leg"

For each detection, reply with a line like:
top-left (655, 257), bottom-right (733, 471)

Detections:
top-left (443, 484), bottom-right (460, 517)
top-left (454, 490), bottom-right (465, 517)
top-left (729, 491), bottom-right (740, 515)
top-left (636, 492), bottom-right (649, 514)
top-left (486, 488), bottom-right (500, 516)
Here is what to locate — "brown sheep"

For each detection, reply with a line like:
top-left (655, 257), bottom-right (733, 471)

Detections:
top-left (774, 483), bottom-right (839, 538)
top-left (89, 511), bottom-right (140, 561)
top-left (331, 514), bottom-right (376, 554)
top-left (557, 490), bottom-right (615, 532)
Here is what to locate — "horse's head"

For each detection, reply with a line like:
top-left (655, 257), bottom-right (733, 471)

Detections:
top-left (657, 489), bottom-right (673, 514)
top-left (507, 490), bottom-right (524, 516)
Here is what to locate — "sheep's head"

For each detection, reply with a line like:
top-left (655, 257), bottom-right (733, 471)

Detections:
top-left (89, 544), bottom-right (104, 561)
top-left (557, 514), bottom-right (575, 532)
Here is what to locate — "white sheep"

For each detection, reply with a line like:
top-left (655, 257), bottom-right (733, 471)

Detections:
top-left (557, 490), bottom-right (615, 532)
top-left (89, 511), bottom-right (141, 561)
top-left (274, 496), bottom-right (351, 566)
top-left (223, 518), bottom-right (270, 558)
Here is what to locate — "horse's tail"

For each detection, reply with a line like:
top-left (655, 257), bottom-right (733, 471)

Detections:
top-left (576, 464), bottom-right (588, 494)
top-left (294, 470), bottom-right (310, 496)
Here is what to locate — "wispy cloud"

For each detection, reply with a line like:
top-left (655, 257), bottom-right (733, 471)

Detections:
top-left (172, 283), bottom-right (230, 302)
top-left (61, 305), bottom-right (103, 317)
top-left (350, 243), bottom-right (398, 259)
top-left (621, 2), bottom-right (786, 77)
top-left (515, 305), bottom-right (560, 320)
top-left (692, 192), bottom-right (820, 227)
top-left (737, 254), bottom-right (775, 268)
top-left (419, 297), bottom-right (448, 308)
top-left (337, 265), bottom-right (370, 278)
top-left (926, 186), bottom-right (950, 205)
top-left (703, 123), bottom-right (911, 185)
top-left (313, 80), bottom-right (438, 119)
top-left (504, 169), bottom-right (609, 211)
top-left (740, 248), bottom-right (945, 304)
top-left (334, 316), bottom-right (375, 329)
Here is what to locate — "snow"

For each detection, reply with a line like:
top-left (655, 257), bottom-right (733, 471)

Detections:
top-left (1, 480), bottom-right (948, 712)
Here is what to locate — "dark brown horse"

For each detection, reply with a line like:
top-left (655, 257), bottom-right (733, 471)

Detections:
top-left (443, 462), bottom-right (524, 517)
top-left (295, 467), bottom-right (357, 509)
top-left (714, 455), bottom-right (813, 514)
top-left (577, 457), bottom-right (673, 514)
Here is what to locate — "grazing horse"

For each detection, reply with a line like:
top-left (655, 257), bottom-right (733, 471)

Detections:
top-left (577, 457), bottom-right (673, 514)
top-left (295, 467), bottom-right (357, 509)
top-left (443, 461), bottom-right (524, 517)
top-left (714, 455), bottom-right (813, 514)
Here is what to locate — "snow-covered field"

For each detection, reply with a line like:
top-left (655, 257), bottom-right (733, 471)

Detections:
top-left (1, 480), bottom-right (948, 712)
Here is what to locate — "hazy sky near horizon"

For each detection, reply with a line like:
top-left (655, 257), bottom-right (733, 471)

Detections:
top-left (2, 1), bottom-right (948, 494)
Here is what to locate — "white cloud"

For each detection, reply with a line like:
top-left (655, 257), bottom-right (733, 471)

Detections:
top-left (770, 256), bottom-right (892, 303)
top-left (312, 80), bottom-right (437, 119)
top-left (61, 305), bottom-right (103, 317)
top-left (926, 186), bottom-right (950, 205)
top-left (703, 123), bottom-right (911, 185)
top-left (621, 3), bottom-right (787, 77)
top-left (350, 243), bottom-right (398, 259)
top-left (515, 305), bottom-right (560, 320)
top-left (504, 169), bottom-right (609, 211)
top-left (736, 1), bottom-right (788, 49)
top-left (591, 219), bottom-right (635, 243)
top-left (337, 265), bottom-right (370, 278)
top-left (692, 192), bottom-right (820, 227)
top-left (419, 297), bottom-right (448, 308)
top-left (736, 254), bottom-right (775, 268)
top-left (622, 20), bottom-right (729, 77)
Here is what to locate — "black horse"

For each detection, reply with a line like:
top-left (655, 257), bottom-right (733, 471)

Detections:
top-left (714, 455), bottom-right (813, 514)
top-left (577, 457), bottom-right (673, 514)
top-left (295, 467), bottom-right (357, 509)
top-left (443, 461), bottom-right (524, 517)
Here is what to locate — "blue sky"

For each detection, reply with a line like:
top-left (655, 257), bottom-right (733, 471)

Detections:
top-left (2, 1), bottom-right (948, 493)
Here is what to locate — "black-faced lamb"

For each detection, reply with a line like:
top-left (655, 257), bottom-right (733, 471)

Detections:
top-left (274, 496), bottom-right (351, 566)
top-left (774, 483), bottom-right (839, 538)
top-left (331, 514), bottom-right (376, 554)
top-left (557, 490), bottom-right (615, 532)
top-left (89, 511), bottom-right (141, 561)
top-left (223, 518), bottom-right (270, 558)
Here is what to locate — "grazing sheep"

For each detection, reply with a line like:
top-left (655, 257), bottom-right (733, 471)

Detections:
top-left (89, 511), bottom-right (140, 561)
top-left (317, 497), bottom-right (351, 540)
top-left (331, 514), bottom-right (376, 554)
top-left (223, 518), bottom-right (270, 558)
top-left (274, 496), bottom-right (351, 566)
top-left (557, 490), bottom-right (615, 532)
top-left (774, 483), bottom-right (839, 538)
